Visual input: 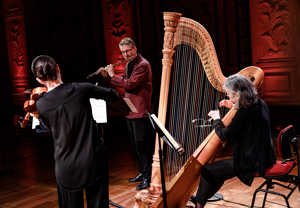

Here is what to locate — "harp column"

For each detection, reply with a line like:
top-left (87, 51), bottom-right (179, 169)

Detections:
top-left (134, 12), bottom-right (181, 208)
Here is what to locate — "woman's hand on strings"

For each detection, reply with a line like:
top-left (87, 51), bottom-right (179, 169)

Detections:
top-left (219, 99), bottom-right (233, 109)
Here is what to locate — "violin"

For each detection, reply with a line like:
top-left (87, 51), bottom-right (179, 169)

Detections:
top-left (20, 86), bottom-right (48, 128)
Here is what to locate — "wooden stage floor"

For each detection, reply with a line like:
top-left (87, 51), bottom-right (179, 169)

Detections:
top-left (0, 129), bottom-right (300, 208)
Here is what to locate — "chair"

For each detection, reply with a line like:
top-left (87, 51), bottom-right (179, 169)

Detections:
top-left (251, 125), bottom-right (300, 208)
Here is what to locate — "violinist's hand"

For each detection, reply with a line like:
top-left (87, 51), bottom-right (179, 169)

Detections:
top-left (106, 64), bottom-right (115, 77)
top-left (219, 99), bottom-right (233, 109)
top-left (208, 110), bottom-right (220, 120)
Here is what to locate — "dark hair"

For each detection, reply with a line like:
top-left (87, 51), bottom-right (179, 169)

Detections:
top-left (223, 74), bottom-right (258, 108)
top-left (31, 55), bottom-right (57, 81)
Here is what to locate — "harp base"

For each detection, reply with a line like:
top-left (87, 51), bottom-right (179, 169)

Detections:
top-left (134, 187), bottom-right (162, 208)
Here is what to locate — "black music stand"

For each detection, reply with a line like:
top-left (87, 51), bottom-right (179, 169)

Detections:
top-left (97, 124), bottom-right (124, 208)
top-left (148, 113), bottom-right (184, 208)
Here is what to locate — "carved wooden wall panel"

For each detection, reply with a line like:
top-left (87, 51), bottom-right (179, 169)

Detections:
top-left (2, 0), bottom-right (30, 105)
top-left (101, 0), bottom-right (136, 96)
top-left (250, 0), bottom-right (300, 105)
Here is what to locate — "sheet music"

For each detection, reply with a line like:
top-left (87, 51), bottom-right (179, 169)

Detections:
top-left (89, 98), bottom-right (107, 123)
top-left (123, 97), bottom-right (138, 113)
top-left (150, 114), bottom-right (183, 152)
top-left (32, 116), bottom-right (40, 129)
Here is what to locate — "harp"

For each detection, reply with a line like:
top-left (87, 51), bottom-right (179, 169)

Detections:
top-left (134, 12), bottom-right (264, 208)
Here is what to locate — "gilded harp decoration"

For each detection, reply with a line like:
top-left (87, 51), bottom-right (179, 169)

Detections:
top-left (134, 12), bottom-right (264, 208)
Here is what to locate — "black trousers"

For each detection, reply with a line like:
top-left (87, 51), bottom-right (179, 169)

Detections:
top-left (57, 149), bottom-right (109, 208)
top-left (57, 176), bottom-right (109, 208)
top-left (126, 117), bottom-right (154, 179)
top-left (196, 158), bottom-right (236, 206)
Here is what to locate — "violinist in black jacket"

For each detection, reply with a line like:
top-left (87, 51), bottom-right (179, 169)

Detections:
top-left (193, 74), bottom-right (276, 208)
top-left (32, 55), bottom-right (119, 208)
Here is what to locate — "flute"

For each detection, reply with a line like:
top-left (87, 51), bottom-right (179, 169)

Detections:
top-left (86, 59), bottom-right (126, 79)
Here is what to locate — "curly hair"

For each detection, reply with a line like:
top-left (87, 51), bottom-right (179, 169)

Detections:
top-left (31, 55), bottom-right (57, 81)
top-left (223, 74), bottom-right (258, 108)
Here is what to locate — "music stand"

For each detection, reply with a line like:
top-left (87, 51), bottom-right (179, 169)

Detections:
top-left (148, 113), bottom-right (184, 208)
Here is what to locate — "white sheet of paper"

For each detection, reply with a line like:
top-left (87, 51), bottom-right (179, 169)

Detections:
top-left (32, 116), bottom-right (40, 129)
top-left (89, 98), bottom-right (107, 123)
top-left (150, 114), bottom-right (181, 150)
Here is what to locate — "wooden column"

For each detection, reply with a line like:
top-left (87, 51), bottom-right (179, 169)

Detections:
top-left (250, 0), bottom-right (300, 105)
top-left (101, 0), bottom-right (135, 96)
top-left (2, 0), bottom-right (30, 105)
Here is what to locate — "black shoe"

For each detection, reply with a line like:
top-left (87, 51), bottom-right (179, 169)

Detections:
top-left (128, 173), bottom-right (143, 183)
top-left (136, 178), bottom-right (150, 190)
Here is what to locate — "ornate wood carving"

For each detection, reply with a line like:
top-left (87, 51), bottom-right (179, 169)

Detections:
top-left (250, 0), bottom-right (300, 105)
top-left (101, 0), bottom-right (136, 96)
top-left (101, 0), bottom-right (135, 72)
top-left (2, 0), bottom-right (30, 105)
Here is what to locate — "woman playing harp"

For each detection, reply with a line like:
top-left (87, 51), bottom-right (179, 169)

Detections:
top-left (191, 74), bottom-right (276, 208)
top-left (134, 12), bottom-right (267, 208)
